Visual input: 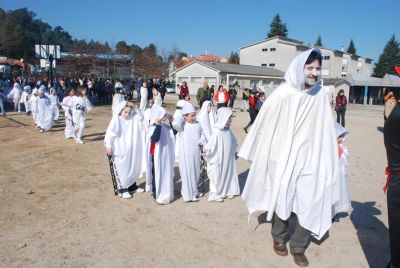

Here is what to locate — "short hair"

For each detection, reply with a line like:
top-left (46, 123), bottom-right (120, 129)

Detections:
top-left (305, 50), bottom-right (322, 65)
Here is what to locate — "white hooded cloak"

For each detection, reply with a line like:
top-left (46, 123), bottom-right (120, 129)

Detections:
top-left (197, 100), bottom-right (216, 142)
top-left (104, 101), bottom-right (144, 189)
top-left (172, 103), bottom-right (205, 201)
top-left (205, 107), bottom-right (240, 200)
top-left (238, 48), bottom-right (339, 240)
top-left (146, 104), bottom-right (175, 204)
top-left (37, 89), bottom-right (54, 131)
top-left (332, 123), bottom-right (351, 216)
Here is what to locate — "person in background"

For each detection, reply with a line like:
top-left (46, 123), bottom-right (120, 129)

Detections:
top-left (179, 81), bottom-right (189, 100)
top-left (384, 91), bottom-right (397, 121)
top-left (214, 86), bottom-right (229, 109)
top-left (335, 89), bottom-right (347, 127)
top-left (240, 88), bottom-right (250, 112)
top-left (228, 84), bottom-right (238, 109)
top-left (196, 81), bottom-right (212, 108)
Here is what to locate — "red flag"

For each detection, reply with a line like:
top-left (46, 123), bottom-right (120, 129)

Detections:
top-left (395, 65), bottom-right (400, 77)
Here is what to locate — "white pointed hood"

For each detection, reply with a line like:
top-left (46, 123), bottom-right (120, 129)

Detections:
top-left (215, 107), bottom-right (232, 130)
top-left (284, 48), bottom-right (321, 91)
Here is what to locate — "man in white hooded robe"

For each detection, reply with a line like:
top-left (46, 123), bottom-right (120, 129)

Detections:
top-left (204, 107), bottom-right (239, 202)
top-left (238, 49), bottom-right (339, 266)
top-left (104, 101), bottom-right (145, 199)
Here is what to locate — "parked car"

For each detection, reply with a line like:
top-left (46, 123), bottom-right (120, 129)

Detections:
top-left (166, 82), bottom-right (175, 93)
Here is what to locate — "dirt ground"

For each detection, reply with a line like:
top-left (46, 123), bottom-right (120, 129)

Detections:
top-left (0, 94), bottom-right (390, 267)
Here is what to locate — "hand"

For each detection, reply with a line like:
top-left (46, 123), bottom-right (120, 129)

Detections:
top-left (106, 147), bottom-right (112, 156)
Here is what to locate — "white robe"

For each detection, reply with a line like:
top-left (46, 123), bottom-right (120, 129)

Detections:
top-left (197, 100), bottom-right (216, 142)
top-left (238, 48), bottom-right (339, 240)
top-left (173, 118), bottom-right (205, 201)
top-left (20, 91), bottom-right (31, 113)
top-left (29, 95), bottom-right (39, 124)
top-left (140, 107), bottom-right (152, 179)
top-left (146, 123), bottom-right (175, 204)
top-left (49, 94), bottom-right (60, 121)
top-left (112, 93), bottom-right (125, 114)
top-left (104, 110), bottom-right (144, 189)
top-left (37, 96), bottom-right (54, 130)
top-left (139, 87), bottom-right (148, 112)
top-left (153, 93), bottom-right (162, 106)
top-left (62, 96), bottom-right (75, 138)
top-left (205, 108), bottom-right (239, 199)
top-left (332, 124), bottom-right (351, 216)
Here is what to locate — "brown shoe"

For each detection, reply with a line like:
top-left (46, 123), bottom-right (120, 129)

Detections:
top-left (292, 253), bottom-right (309, 267)
top-left (273, 241), bottom-right (288, 256)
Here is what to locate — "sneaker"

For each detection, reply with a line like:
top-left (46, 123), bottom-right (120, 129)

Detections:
top-left (39, 128), bottom-right (44, 133)
top-left (122, 192), bottom-right (132, 199)
top-left (156, 198), bottom-right (169, 205)
top-left (198, 192), bottom-right (204, 197)
top-left (76, 139), bottom-right (84, 144)
top-left (215, 198), bottom-right (224, 202)
top-left (134, 187), bottom-right (145, 193)
top-left (227, 195), bottom-right (235, 199)
top-left (191, 197), bottom-right (199, 202)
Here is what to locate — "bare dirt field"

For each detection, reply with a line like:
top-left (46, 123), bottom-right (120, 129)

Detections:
top-left (0, 95), bottom-right (390, 267)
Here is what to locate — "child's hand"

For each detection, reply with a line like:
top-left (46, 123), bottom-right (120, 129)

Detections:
top-left (106, 147), bottom-right (112, 156)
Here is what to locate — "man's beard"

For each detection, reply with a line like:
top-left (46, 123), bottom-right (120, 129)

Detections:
top-left (304, 77), bottom-right (318, 89)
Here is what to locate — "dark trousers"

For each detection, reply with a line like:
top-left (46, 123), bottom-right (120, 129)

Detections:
top-left (271, 213), bottom-right (311, 254)
top-left (229, 96), bottom-right (235, 108)
top-left (387, 174), bottom-right (400, 268)
top-left (336, 107), bottom-right (346, 127)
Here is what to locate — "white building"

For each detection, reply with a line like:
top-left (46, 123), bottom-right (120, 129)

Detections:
top-left (172, 61), bottom-right (284, 96)
top-left (240, 36), bottom-right (373, 79)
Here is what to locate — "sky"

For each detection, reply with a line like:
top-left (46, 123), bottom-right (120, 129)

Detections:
top-left (0, 0), bottom-right (399, 63)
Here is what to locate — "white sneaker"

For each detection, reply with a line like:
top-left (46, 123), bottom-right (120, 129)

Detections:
top-left (215, 198), bottom-right (224, 202)
top-left (39, 129), bottom-right (44, 133)
top-left (198, 192), bottom-right (204, 197)
top-left (122, 192), bottom-right (132, 199)
top-left (227, 195), bottom-right (235, 199)
top-left (134, 187), bottom-right (145, 193)
top-left (156, 198), bottom-right (169, 205)
top-left (76, 139), bottom-right (84, 144)
top-left (191, 197), bottom-right (199, 202)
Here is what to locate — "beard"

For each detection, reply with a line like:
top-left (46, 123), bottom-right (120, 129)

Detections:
top-left (304, 77), bottom-right (318, 89)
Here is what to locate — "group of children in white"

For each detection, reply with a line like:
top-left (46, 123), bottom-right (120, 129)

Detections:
top-left (105, 92), bottom-right (240, 204)
top-left (6, 82), bottom-right (92, 142)
top-left (105, 82), bottom-right (351, 216)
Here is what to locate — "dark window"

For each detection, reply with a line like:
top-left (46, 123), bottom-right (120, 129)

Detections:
top-left (269, 63), bottom-right (275, 67)
top-left (270, 48), bottom-right (276, 51)
top-left (262, 48), bottom-right (268, 52)
top-left (261, 64), bottom-right (267, 67)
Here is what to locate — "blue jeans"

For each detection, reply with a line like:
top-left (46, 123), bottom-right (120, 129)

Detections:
top-left (0, 98), bottom-right (5, 115)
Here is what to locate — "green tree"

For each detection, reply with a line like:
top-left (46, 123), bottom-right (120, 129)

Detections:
top-left (116, 41), bottom-right (130, 54)
top-left (314, 34), bottom-right (323, 47)
top-left (267, 14), bottom-right (288, 38)
top-left (373, 35), bottom-right (400, 77)
top-left (346, 39), bottom-right (356, 55)
top-left (228, 51), bottom-right (240, 64)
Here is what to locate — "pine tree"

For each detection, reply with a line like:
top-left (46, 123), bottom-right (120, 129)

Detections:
top-left (373, 35), bottom-right (400, 77)
top-left (267, 14), bottom-right (288, 38)
top-left (314, 35), bottom-right (323, 47)
top-left (347, 39), bottom-right (356, 55)
top-left (228, 51), bottom-right (240, 64)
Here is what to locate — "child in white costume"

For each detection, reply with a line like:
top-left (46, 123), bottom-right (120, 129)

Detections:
top-left (332, 123), bottom-right (352, 217)
top-left (20, 85), bottom-right (31, 115)
top-left (146, 104), bottom-right (175, 205)
top-left (173, 98), bottom-right (188, 164)
top-left (62, 88), bottom-right (76, 139)
top-left (72, 87), bottom-right (92, 144)
top-left (172, 103), bottom-right (206, 202)
top-left (36, 88), bottom-right (54, 132)
top-left (7, 83), bottom-right (22, 112)
top-left (49, 88), bottom-right (61, 121)
top-left (204, 107), bottom-right (240, 202)
top-left (139, 81), bottom-right (148, 113)
top-left (29, 88), bottom-right (39, 126)
top-left (104, 101), bottom-right (145, 199)
top-left (140, 99), bottom-right (154, 179)
top-left (197, 100), bottom-right (216, 142)
top-left (112, 88), bottom-right (125, 114)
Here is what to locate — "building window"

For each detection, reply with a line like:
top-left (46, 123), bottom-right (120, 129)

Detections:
top-left (269, 63), bottom-right (275, 67)
top-left (261, 63), bottom-right (267, 67)
top-left (322, 55), bottom-right (330, 60)
top-left (270, 48), bottom-right (276, 51)
top-left (262, 48), bottom-right (268, 52)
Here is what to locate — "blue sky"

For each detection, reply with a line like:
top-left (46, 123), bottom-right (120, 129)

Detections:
top-left (0, 0), bottom-right (399, 63)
